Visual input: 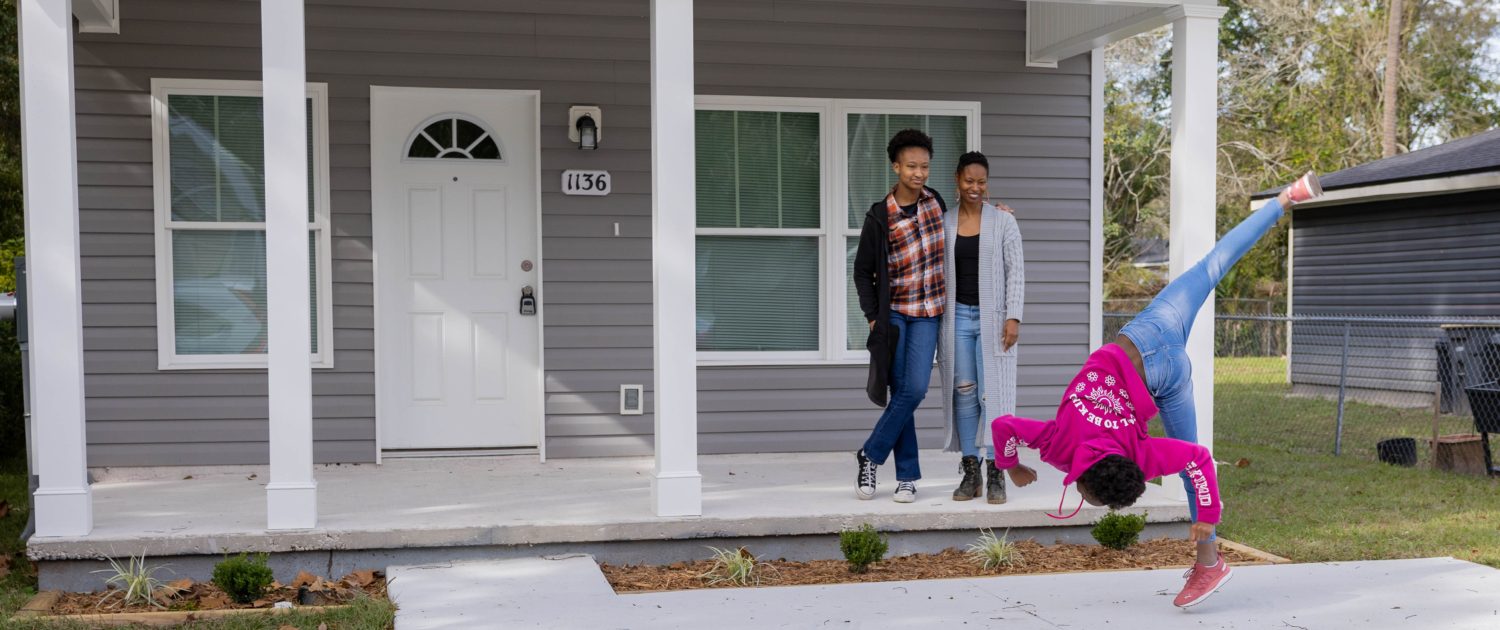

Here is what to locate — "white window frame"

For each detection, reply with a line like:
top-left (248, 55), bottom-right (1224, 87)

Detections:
top-left (694, 96), bottom-right (981, 366)
top-left (150, 78), bottom-right (334, 370)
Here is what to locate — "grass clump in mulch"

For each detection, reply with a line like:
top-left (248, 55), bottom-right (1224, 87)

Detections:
top-left (601, 538), bottom-right (1257, 593)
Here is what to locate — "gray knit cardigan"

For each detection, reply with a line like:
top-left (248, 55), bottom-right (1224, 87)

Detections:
top-left (936, 203), bottom-right (1026, 455)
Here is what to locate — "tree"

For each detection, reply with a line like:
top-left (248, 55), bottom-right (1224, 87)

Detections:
top-left (1382, 0), bottom-right (1405, 158)
top-left (1103, 0), bottom-right (1500, 307)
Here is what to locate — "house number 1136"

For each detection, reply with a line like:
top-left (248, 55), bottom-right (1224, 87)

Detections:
top-left (562, 170), bottom-right (610, 196)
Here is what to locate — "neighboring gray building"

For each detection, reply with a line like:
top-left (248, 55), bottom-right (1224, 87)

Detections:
top-left (1252, 129), bottom-right (1500, 406)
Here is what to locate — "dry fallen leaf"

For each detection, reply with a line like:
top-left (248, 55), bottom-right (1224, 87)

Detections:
top-left (343, 569), bottom-right (377, 587)
top-left (168, 578), bottom-right (194, 591)
top-left (1235, 458), bottom-right (1252, 468)
top-left (248, 473), bottom-right (258, 480)
top-left (278, 625), bottom-right (298, 630)
top-left (290, 570), bottom-right (319, 589)
top-left (200, 593), bottom-right (231, 609)
top-left (0, 500), bottom-right (10, 519)
top-left (183, 475), bottom-right (193, 480)
top-left (0, 555), bottom-right (11, 580)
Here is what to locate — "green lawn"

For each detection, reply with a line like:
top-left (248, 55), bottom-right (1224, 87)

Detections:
top-left (0, 458), bottom-right (394, 629)
top-left (1212, 357), bottom-right (1500, 568)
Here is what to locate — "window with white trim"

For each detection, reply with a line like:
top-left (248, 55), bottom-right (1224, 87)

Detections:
top-left (695, 97), bottom-right (979, 364)
top-left (151, 79), bottom-right (333, 369)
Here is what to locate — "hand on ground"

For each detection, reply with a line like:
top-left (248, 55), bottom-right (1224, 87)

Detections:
top-left (1189, 522), bottom-right (1216, 542)
top-left (1007, 464), bottom-right (1037, 487)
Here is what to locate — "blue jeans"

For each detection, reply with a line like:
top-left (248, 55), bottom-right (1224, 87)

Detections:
top-left (1118, 198), bottom-right (1285, 524)
top-left (864, 311), bottom-right (940, 482)
top-left (953, 303), bottom-right (987, 460)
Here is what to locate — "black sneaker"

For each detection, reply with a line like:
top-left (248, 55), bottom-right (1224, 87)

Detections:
top-left (856, 449), bottom-right (877, 500)
top-left (894, 480), bottom-right (917, 503)
top-left (986, 459), bottom-right (1007, 505)
top-left (953, 455), bottom-right (982, 501)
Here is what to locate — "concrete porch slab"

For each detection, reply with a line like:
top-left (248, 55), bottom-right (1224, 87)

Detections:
top-left (29, 450), bottom-right (1188, 587)
top-left (388, 555), bottom-right (1500, 629)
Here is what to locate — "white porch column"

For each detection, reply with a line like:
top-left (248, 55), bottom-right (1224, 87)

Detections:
top-left (1167, 5), bottom-right (1227, 454)
top-left (262, 0), bottom-right (316, 530)
top-left (649, 0), bottom-right (702, 517)
top-left (20, 0), bottom-right (92, 537)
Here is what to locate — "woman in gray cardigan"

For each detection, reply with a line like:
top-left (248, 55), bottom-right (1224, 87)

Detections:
top-left (938, 152), bottom-right (1025, 503)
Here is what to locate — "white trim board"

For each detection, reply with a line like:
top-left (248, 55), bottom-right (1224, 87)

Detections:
top-left (149, 78), bottom-right (334, 371)
top-left (692, 95), bottom-right (982, 366)
top-left (1250, 171), bottom-right (1500, 211)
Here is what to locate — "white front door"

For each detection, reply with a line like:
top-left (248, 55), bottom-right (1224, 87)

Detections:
top-left (371, 87), bottom-right (541, 450)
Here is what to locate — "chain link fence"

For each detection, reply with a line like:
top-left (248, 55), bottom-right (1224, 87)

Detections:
top-left (1104, 310), bottom-right (1500, 476)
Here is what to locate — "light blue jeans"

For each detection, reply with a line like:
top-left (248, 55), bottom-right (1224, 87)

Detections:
top-left (1118, 197), bottom-right (1285, 525)
top-left (953, 303), bottom-right (988, 460)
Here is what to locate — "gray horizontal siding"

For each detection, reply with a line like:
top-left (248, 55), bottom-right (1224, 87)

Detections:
top-left (74, 0), bottom-right (1093, 465)
top-left (1289, 188), bottom-right (1500, 398)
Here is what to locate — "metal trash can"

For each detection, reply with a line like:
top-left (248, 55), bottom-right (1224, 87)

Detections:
top-left (1437, 325), bottom-right (1500, 415)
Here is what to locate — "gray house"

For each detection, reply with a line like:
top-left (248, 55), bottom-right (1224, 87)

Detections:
top-left (1251, 129), bottom-right (1500, 407)
top-left (22, 0), bottom-right (1233, 548)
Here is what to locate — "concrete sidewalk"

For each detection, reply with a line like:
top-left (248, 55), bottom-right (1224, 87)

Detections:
top-left (388, 554), bottom-right (1499, 629)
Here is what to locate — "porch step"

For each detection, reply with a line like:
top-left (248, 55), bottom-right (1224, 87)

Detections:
top-left (31, 451), bottom-right (1190, 590)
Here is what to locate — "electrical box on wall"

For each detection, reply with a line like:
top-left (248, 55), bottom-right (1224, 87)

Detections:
top-left (620, 384), bottom-right (644, 415)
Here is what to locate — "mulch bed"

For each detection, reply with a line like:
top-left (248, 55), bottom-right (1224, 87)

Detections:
top-left (601, 539), bottom-right (1258, 592)
top-left (47, 569), bottom-right (387, 615)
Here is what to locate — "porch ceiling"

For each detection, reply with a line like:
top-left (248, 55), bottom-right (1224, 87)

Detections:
top-left (29, 451), bottom-right (1188, 560)
top-left (1026, 0), bottom-right (1224, 67)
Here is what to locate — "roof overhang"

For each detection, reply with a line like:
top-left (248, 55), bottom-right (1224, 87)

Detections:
top-left (1250, 171), bottom-right (1500, 212)
top-left (1026, 0), bottom-right (1226, 68)
top-left (73, 0), bottom-right (119, 34)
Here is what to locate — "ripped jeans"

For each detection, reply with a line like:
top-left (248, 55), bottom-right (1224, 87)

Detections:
top-left (953, 303), bottom-right (987, 460)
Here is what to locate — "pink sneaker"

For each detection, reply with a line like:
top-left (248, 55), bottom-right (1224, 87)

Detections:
top-left (1174, 560), bottom-right (1232, 608)
top-left (1284, 171), bottom-right (1323, 204)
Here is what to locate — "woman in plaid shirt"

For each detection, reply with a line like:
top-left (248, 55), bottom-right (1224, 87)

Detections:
top-left (852, 129), bottom-right (949, 503)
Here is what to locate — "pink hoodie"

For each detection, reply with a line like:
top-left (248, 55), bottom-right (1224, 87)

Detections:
top-left (990, 343), bottom-right (1222, 524)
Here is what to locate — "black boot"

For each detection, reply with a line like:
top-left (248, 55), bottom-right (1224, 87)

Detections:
top-left (952, 455), bottom-right (982, 501)
top-left (986, 459), bottom-right (1007, 504)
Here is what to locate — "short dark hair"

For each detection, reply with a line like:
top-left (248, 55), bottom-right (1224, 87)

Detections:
top-left (956, 151), bottom-right (989, 175)
top-left (887, 129), bottom-right (934, 164)
top-left (1077, 455), bottom-right (1147, 510)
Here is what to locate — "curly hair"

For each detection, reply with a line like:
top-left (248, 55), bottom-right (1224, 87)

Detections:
top-left (887, 129), bottom-right (934, 164)
top-left (1076, 454), bottom-right (1147, 510)
top-left (956, 151), bottom-right (989, 175)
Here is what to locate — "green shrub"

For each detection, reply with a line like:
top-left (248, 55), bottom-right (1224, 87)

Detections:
top-left (1091, 511), bottom-right (1147, 550)
top-left (211, 552), bottom-right (275, 603)
top-left (839, 523), bottom-right (888, 574)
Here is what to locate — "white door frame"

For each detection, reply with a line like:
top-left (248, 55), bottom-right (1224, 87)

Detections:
top-left (369, 86), bottom-right (546, 464)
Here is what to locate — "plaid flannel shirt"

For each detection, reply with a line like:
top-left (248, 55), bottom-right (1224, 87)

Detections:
top-left (885, 188), bottom-right (946, 318)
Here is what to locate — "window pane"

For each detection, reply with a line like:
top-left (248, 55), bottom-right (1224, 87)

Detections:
top-left (695, 111), bottom-right (737, 228)
top-left (171, 229), bottom-right (321, 356)
top-left (779, 112), bottom-right (820, 229)
top-left (173, 230), bottom-right (267, 355)
top-left (847, 237), bottom-right (865, 351)
top-left (846, 113), bottom-right (968, 229)
top-left (697, 236), bottom-right (819, 352)
top-left (696, 110), bottom-right (820, 229)
top-left (167, 94), bottom-right (317, 224)
top-left (309, 231), bottom-right (319, 355)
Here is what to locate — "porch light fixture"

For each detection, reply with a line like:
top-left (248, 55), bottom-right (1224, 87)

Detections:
top-left (568, 105), bottom-right (602, 150)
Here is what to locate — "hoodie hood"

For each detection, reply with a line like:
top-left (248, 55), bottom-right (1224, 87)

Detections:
top-left (1062, 438), bottom-right (1129, 487)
